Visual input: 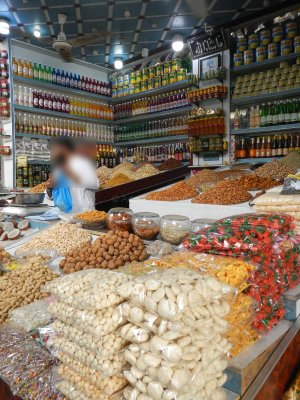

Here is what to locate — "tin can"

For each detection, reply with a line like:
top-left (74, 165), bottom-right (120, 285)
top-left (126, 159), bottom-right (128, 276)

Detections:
top-left (237, 37), bottom-right (247, 52)
top-left (272, 25), bottom-right (284, 43)
top-left (111, 77), bottom-right (118, 89)
top-left (178, 68), bottom-right (186, 81)
top-left (267, 43), bottom-right (278, 59)
top-left (123, 86), bottom-right (129, 96)
top-left (260, 30), bottom-right (271, 46)
top-left (162, 74), bottom-right (169, 86)
top-left (294, 36), bottom-right (300, 53)
top-left (149, 67), bottom-right (155, 78)
top-left (163, 62), bottom-right (170, 75)
top-left (169, 73), bottom-right (175, 84)
top-left (142, 68), bottom-right (149, 81)
top-left (286, 22), bottom-right (297, 39)
top-left (256, 46), bottom-right (267, 62)
top-left (112, 88), bottom-right (117, 98)
top-left (244, 50), bottom-right (254, 64)
top-left (248, 34), bottom-right (258, 49)
top-left (141, 81), bottom-right (147, 92)
top-left (117, 76), bottom-right (123, 88)
top-left (129, 72), bottom-right (136, 84)
top-left (281, 39), bottom-right (292, 56)
top-left (154, 76), bottom-right (161, 88)
top-left (123, 74), bottom-right (129, 86)
top-left (129, 84), bottom-right (135, 95)
top-left (171, 58), bottom-right (180, 72)
top-left (147, 78), bottom-right (154, 90)
top-left (233, 53), bottom-right (243, 67)
top-left (136, 70), bottom-right (142, 83)
top-left (134, 83), bottom-right (141, 93)
top-left (116, 87), bottom-right (123, 97)
top-left (156, 64), bottom-right (162, 76)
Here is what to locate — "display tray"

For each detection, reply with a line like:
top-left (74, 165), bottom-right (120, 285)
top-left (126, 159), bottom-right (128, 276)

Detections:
top-left (95, 166), bottom-right (189, 205)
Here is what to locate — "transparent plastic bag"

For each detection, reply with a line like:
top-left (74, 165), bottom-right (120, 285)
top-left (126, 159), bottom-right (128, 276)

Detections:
top-left (52, 320), bottom-right (127, 357)
top-left (147, 240), bottom-right (174, 258)
top-left (56, 380), bottom-right (123, 400)
top-left (8, 298), bottom-right (52, 332)
top-left (48, 301), bottom-right (125, 339)
top-left (118, 268), bottom-right (232, 321)
top-left (45, 269), bottom-right (132, 310)
top-left (51, 336), bottom-right (126, 376)
top-left (0, 323), bottom-right (30, 354)
top-left (56, 352), bottom-right (127, 395)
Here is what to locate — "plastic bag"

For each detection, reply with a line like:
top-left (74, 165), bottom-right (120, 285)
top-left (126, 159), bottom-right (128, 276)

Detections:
top-left (51, 336), bottom-right (126, 376)
top-left (8, 299), bottom-right (52, 332)
top-left (147, 240), bottom-right (174, 258)
top-left (52, 320), bottom-right (126, 357)
top-left (48, 301), bottom-right (125, 339)
top-left (56, 352), bottom-right (127, 395)
top-left (52, 173), bottom-right (73, 213)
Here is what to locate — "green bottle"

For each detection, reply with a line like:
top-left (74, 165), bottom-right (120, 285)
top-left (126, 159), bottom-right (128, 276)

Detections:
top-left (291, 98), bottom-right (297, 123)
top-left (33, 62), bottom-right (39, 80)
top-left (38, 64), bottom-right (43, 81)
top-left (272, 102), bottom-right (279, 125)
top-left (47, 66), bottom-right (52, 83)
top-left (43, 65), bottom-right (48, 82)
top-left (278, 101), bottom-right (285, 125)
top-left (266, 102), bottom-right (272, 126)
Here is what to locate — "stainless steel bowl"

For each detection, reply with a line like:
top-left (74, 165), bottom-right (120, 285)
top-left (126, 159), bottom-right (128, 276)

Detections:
top-left (10, 192), bottom-right (45, 205)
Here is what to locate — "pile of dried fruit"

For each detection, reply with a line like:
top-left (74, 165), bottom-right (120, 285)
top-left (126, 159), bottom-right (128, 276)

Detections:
top-left (28, 182), bottom-right (47, 193)
top-left (186, 169), bottom-right (221, 189)
top-left (102, 173), bottom-right (133, 188)
top-left (59, 230), bottom-right (148, 273)
top-left (133, 164), bottom-right (159, 180)
top-left (236, 174), bottom-right (278, 191)
top-left (192, 179), bottom-right (252, 205)
top-left (75, 210), bottom-right (107, 222)
top-left (146, 181), bottom-right (198, 201)
top-left (255, 159), bottom-right (296, 181)
top-left (96, 166), bottom-right (112, 185)
top-left (158, 158), bottom-right (183, 171)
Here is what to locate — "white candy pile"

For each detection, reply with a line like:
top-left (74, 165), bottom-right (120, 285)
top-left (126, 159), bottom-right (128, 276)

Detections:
top-left (118, 268), bottom-right (232, 400)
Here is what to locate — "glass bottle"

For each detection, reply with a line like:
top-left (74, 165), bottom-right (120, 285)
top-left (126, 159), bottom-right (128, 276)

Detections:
top-left (28, 61), bottom-right (33, 79)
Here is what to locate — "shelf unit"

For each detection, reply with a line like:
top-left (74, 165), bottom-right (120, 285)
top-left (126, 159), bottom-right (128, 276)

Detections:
top-left (13, 75), bottom-right (112, 103)
top-left (231, 53), bottom-right (300, 75)
top-left (14, 105), bottom-right (116, 125)
top-left (231, 123), bottom-right (300, 135)
top-left (231, 87), bottom-right (300, 107)
top-left (15, 132), bottom-right (114, 145)
top-left (111, 80), bottom-right (198, 104)
top-left (115, 106), bottom-right (192, 124)
top-left (114, 135), bottom-right (188, 146)
top-left (235, 157), bottom-right (283, 164)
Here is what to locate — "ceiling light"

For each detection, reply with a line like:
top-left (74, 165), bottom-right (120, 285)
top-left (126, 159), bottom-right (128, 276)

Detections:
top-left (93, 49), bottom-right (99, 56)
top-left (172, 34), bottom-right (184, 52)
top-left (34, 27), bottom-right (41, 38)
top-left (0, 19), bottom-right (9, 36)
top-left (142, 47), bottom-right (149, 57)
top-left (124, 9), bottom-right (131, 18)
top-left (114, 58), bottom-right (123, 70)
top-left (152, 22), bottom-right (158, 29)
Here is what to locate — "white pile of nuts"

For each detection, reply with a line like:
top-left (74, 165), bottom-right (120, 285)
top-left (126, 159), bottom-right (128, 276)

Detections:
top-left (118, 269), bottom-right (231, 400)
top-left (47, 269), bottom-right (131, 399)
top-left (16, 222), bottom-right (92, 256)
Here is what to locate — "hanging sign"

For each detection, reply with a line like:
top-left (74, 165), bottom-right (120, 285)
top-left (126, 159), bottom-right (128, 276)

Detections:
top-left (188, 30), bottom-right (228, 59)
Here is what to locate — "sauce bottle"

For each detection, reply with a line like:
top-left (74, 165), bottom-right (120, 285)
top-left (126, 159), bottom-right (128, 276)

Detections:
top-left (17, 59), bottom-right (23, 77)
top-left (28, 61), bottom-right (33, 79)
top-left (12, 57), bottom-right (17, 75)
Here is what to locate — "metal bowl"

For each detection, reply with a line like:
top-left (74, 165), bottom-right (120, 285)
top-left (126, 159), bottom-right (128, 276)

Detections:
top-left (10, 192), bottom-right (45, 205)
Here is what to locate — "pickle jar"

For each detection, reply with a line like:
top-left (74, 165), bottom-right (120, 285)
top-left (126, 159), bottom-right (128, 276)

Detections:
top-left (108, 207), bottom-right (133, 232)
top-left (132, 212), bottom-right (160, 241)
top-left (160, 215), bottom-right (191, 245)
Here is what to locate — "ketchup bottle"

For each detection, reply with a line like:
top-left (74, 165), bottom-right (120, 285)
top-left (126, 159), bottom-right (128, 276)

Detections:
top-left (61, 96), bottom-right (66, 113)
top-left (66, 97), bottom-right (70, 113)
top-left (38, 92), bottom-right (44, 109)
top-left (81, 76), bottom-right (86, 91)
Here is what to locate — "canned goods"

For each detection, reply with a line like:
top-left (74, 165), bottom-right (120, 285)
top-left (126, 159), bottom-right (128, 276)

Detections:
top-left (244, 50), bottom-right (254, 64)
top-left (237, 37), bottom-right (247, 52)
top-left (130, 71), bottom-right (136, 84)
top-left (117, 76), bottom-right (123, 88)
top-left (233, 53), bottom-right (243, 67)
top-left (267, 43), bottom-right (278, 59)
top-left (149, 67), bottom-right (155, 78)
top-left (116, 87), bottom-right (123, 97)
top-left (134, 83), bottom-right (141, 93)
top-left (147, 78), bottom-right (154, 90)
top-left (178, 68), bottom-right (186, 81)
top-left (294, 36), bottom-right (300, 53)
top-left (286, 22), bottom-right (297, 39)
top-left (281, 39), bottom-right (292, 56)
top-left (112, 88), bottom-right (117, 98)
top-left (163, 62), bottom-right (170, 75)
top-left (141, 81), bottom-right (147, 91)
top-left (248, 34), bottom-right (258, 49)
top-left (135, 70), bottom-right (142, 83)
top-left (142, 68), bottom-right (149, 80)
top-left (123, 86), bottom-right (129, 96)
top-left (162, 74), bottom-right (169, 86)
top-left (272, 25), bottom-right (284, 43)
top-left (260, 30), bottom-right (271, 46)
top-left (111, 77), bottom-right (118, 89)
top-left (256, 46), bottom-right (267, 62)
top-left (154, 76), bottom-right (161, 88)
top-left (123, 74), bottom-right (130, 86)
top-left (156, 64), bottom-right (162, 76)
top-left (129, 84), bottom-right (135, 95)
top-left (169, 73), bottom-right (175, 84)
top-left (171, 58), bottom-right (180, 72)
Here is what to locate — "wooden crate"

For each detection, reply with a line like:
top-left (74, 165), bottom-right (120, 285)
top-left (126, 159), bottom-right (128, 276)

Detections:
top-left (283, 285), bottom-right (300, 321)
top-left (223, 320), bottom-right (292, 395)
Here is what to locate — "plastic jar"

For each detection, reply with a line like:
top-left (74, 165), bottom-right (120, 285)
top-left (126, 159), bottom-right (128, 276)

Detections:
top-left (160, 215), bottom-right (191, 245)
top-left (281, 39), bottom-right (292, 56)
top-left (233, 53), bottom-right (243, 67)
top-left (107, 207), bottom-right (133, 232)
top-left (132, 212), bottom-right (160, 241)
top-left (191, 218), bottom-right (215, 233)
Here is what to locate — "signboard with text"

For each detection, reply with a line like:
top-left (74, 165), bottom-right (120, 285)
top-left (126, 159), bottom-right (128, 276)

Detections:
top-left (188, 30), bottom-right (228, 59)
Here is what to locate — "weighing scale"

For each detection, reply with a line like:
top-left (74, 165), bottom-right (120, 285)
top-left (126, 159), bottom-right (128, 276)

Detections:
top-left (2, 203), bottom-right (51, 217)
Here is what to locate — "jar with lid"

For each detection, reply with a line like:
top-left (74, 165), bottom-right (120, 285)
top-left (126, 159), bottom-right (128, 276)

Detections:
top-left (160, 215), bottom-right (191, 245)
top-left (132, 212), bottom-right (160, 241)
top-left (108, 207), bottom-right (133, 232)
top-left (191, 218), bottom-right (215, 233)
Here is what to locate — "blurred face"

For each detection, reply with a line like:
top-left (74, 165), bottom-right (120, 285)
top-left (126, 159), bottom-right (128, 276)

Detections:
top-left (51, 144), bottom-right (72, 168)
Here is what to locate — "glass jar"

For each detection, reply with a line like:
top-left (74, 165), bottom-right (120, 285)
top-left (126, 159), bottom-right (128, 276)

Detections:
top-left (107, 207), bottom-right (133, 232)
top-left (191, 218), bottom-right (215, 233)
top-left (132, 212), bottom-right (160, 241)
top-left (160, 215), bottom-right (191, 245)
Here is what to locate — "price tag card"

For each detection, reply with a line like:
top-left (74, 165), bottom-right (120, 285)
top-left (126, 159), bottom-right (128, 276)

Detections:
top-left (17, 155), bottom-right (27, 167)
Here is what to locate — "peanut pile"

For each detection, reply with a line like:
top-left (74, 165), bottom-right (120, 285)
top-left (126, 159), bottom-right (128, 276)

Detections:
top-left (146, 181), bottom-right (198, 201)
top-left (186, 169), bottom-right (221, 189)
top-left (255, 159), bottom-right (296, 181)
top-left (237, 174), bottom-right (278, 191)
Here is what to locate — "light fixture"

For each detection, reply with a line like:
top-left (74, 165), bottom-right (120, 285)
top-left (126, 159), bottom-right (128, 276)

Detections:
top-left (152, 21), bottom-right (158, 29)
top-left (171, 34), bottom-right (184, 52)
top-left (114, 58), bottom-right (123, 70)
top-left (142, 47), bottom-right (149, 57)
top-left (93, 49), bottom-right (99, 56)
top-left (124, 9), bottom-right (131, 18)
top-left (34, 27), bottom-right (41, 38)
top-left (0, 19), bottom-right (9, 36)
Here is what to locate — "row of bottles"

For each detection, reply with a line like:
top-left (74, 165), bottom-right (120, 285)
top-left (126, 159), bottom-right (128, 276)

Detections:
top-left (236, 134), bottom-right (300, 158)
top-left (96, 145), bottom-right (118, 168)
top-left (188, 115), bottom-right (226, 136)
top-left (233, 98), bottom-right (300, 129)
top-left (12, 58), bottom-right (111, 96)
top-left (14, 86), bottom-right (114, 120)
top-left (16, 164), bottom-right (50, 188)
top-left (187, 86), bottom-right (228, 102)
top-left (113, 90), bottom-right (189, 119)
top-left (115, 117), bottom-right (188, 142)
top-left (120, 142), bottom-right (190, 164)
top-left (189, 137), bottom-right (228, 153)
top-left (15, 112), bottom-right (114, 142)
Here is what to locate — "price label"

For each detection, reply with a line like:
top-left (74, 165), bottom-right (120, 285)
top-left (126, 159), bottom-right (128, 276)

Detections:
top-left (17, 155), bottom-right (27, 167)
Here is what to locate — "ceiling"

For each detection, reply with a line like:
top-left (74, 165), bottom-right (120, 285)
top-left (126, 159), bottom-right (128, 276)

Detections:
top-left (0, 0), bottom-right (288, 67)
